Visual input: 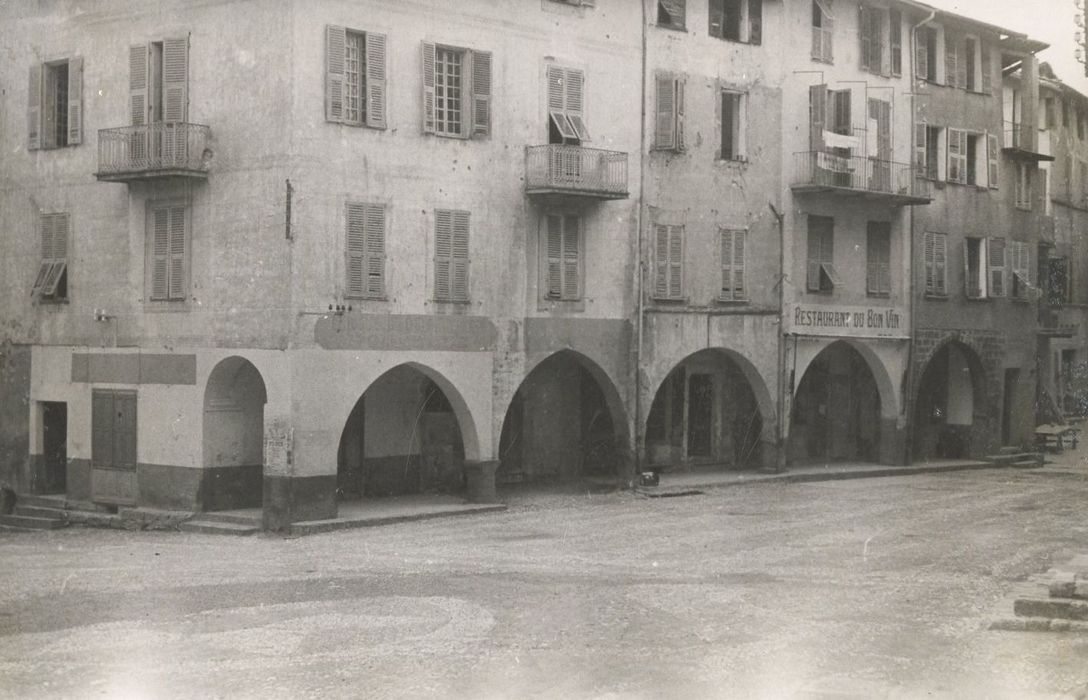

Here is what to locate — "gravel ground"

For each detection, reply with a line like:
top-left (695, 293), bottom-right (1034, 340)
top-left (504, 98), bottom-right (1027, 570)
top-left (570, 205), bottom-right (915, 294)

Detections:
top-left (2, 454), bottom-right (1088, 699)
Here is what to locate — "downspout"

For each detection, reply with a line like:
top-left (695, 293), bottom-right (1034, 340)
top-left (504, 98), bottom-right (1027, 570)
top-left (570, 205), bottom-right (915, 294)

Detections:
top-left (905, 8), bottom-right (936, 464)
top-left (633, 0), bottom-right (648, 481)
top-left (769, 202), bottom-right (786, 472)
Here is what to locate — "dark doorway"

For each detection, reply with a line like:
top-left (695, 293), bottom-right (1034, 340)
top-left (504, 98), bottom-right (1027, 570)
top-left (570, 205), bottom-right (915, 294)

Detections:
top-left (41, 402), bottom-right (67, 494)
top-left (1002, 368), bottom-right (1019, 445)
top-left (687, 373), bottom-right (714, 457)
top-left (912, 343), bottom-right (980, 460)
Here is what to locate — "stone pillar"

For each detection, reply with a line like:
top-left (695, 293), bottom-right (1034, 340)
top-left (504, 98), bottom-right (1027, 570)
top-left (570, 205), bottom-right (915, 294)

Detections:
top-left (464, 460), bottom-right (499, 503)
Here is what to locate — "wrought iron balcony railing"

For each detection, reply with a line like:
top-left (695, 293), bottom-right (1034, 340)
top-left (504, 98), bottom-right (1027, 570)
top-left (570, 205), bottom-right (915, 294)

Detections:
top-left (1002, 120), bottom-right (1053, 161)
top-left (525, 144), bottom-right (628, 199)
top-left (96, 122), bottom-right (211, 182)
top-left (791, 151), bottom-right (931, 204)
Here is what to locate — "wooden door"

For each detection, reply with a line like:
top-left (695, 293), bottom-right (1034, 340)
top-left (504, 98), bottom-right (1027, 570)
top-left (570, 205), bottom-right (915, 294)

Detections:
top-left (91, 390), bottom-right (138, 505)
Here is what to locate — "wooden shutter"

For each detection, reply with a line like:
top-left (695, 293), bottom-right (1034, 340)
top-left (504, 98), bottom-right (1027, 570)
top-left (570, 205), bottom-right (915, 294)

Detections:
top-left (654, 224), bottom-right (669, 297)
top-left (113, 392), bottom-right (137, 471)
top-left (915, 122), bottom-right (927, 172)
top-left (451, 210), bottom-right (469, 301)
top-left (956, 41), bottom-right (968, 90)
top-left (923, 232), bottom-right (935, 293)
top-left (150, 206), bottom-right (169, 300)
top-left (867, 224), bottom-right (890, 294)
top-left (41, 214), bottom-right (69, 296)
top-left (326, 25), bottom-right (346, 123)
top-left (27, 64), bottom-right (42, 150)
top-left (67, 57), bottom-right (83, 145)
top-left (562, 215), bottom-right (580, 299)
top-left (809, 84), bottom-right (827, 152)
top-left (945, 36), bottom-right (958, 88)
top-left (129, 43), bottom-right (149, 163)
top-left (947, 128), bottom-right (961, 183)
top-left (807, 222), bottom-right (823, 292)
top-left (934, 233), bottom-right (946, 295)
top-left (434, 209), bottom-right (451, 299)
top-left (167, 206), bottom-right (187, 300)
top-left (566, 69), bottom-right (589, 141)
top-left (668, 226), bottom-right (683, 298)
top-left (655, 75), bottom-right (676, 150)
top-left (980, 41), bottom-right (992, 94)
top-left (915, 28), bottom-right (928, 80)
top-left (858, 5), bottom-right (872, 72)
top-left (987, 132), bottom-right (998, 188)
top-left (365, 32), bottom-right (387, 129)
top-left (963, 239), bottom-right (975, 298)
top-left (546, 66), bottom-right (577, 140)
top-left (545, 215), bottom-right (562, 298)
top-left (92, 391), bottom-right (114, 467)
top-left (989, 237), bottom-right (1006, 297)
top-left (422, 42), bottom-right (436, 134)
top-left (365, 204), bottom-right (385, 297)
top-left (471, 50), bottom-right (492, 137)
top-left (345, 203), bottom-right (366, 297)
top-left (721, 229), bottom-right (745, 300)
top-left (162, 38), bottom-right (189, 122)
top-left (748, 0), bottom-right (762, 45)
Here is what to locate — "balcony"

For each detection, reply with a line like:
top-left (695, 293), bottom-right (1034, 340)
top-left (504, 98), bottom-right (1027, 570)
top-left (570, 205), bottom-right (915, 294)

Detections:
top-left (791, 151), bottom-right (931, 205)
top-left (95, 122), bottom-right (211, 182)
top-left (1038, 308), bottom-right (1077, 338)
top-left (525, 145), bottom-right (628, 200)
top-left (1002, 121), bottom-right (1054, 162)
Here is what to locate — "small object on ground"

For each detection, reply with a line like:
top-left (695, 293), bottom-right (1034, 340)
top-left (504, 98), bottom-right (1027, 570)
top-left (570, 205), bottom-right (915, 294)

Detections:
top-left (638, 471), bottom-right (659, 487)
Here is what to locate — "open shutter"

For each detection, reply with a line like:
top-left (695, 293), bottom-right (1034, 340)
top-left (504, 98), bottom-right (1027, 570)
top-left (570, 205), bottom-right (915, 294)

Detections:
top-left (807, 226), bottom-right (822, 292)
top-left (546, 66), bottom-right (577, 140)
top-left (655, 75), bottom-right (676, 150)
top-left (809, 84), bottom-right (827, 152)
top-left (963, 239), bottom-right (978, 298)
top-left (980, 41), bottom-right (992, 95)
top-left (150, 207), bottom-right (169, 300)
top-left (562, 215), bottom-right (579, 300)
top-left (162, 37), bottom-right (189, 122)
top-left (915, 28), bottom-right (928, 80)
top-left (364, 204), bottom-right (385, 296)
top-left (566, 69), bottom-right (589, 141)
top-left (452, 210), bottom-right (470, 301)
top-left (41, 214), bottom-right (69, 296)
top-left (167, 206), bottom-right (186, 300)
top-left (945, 36), bottom-right (957, 88)
top-left (546, 215), bottom-right (562, 298)
top-left (345, 203), bottom-right (366, 297)
top-left (675, 79), bottom-right (685, 150)
top-left (987, 132), bottom-right (998, 188)
top-left (66, 57), bottom-right (83, 145)
top-left (668, 226), bottom-right (683, 299)
top-left (27, 64), bottom-right (42, 150)
top-left (858, 5), bottom-right (872, 71)
top-left (325, 25), bottom-right (346, 123)
top-left (91, 391), bottom-right (114, 468)
top-left (989, 237), bottom-right (1006, 297)
top-left (129, 45), bottom-right (149, 126)
top-left (947, 128), bottom-right (959, 183)
top-left (365, 32), bottom-right (387, 129)
top-left (654, 225), bottom-right (670, 298)
top-left (113, 393), bottom-right (137, 471)
top-left (915, 122), bottom-right (927, 173)
top-left (31, 214), bottom-right (54, 296)
top-left (422, 42), bottom-right (436, 134)
top-left (748, 0), bottom-right (762, 45)
top-left (434, 209), bottom-right (451, 300)
top-left (471, 50), bottom-right (491, 137)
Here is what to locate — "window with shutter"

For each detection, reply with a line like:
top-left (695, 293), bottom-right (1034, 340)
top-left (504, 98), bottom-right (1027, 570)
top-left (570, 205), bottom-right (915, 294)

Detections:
top-left (1011, 241), bottom-right (1031, 300)
top-left (806, 215), bottom-right (836, 293)
top-left (33, 213), bottom-right (69, 301)
top-left (858, 5), bottom-right (885, 75)
top-left (147, 202), bottom-right (189, 303)
top-left (423, 42), bottom-right (490, 139)
top-left (889, 8), bottom-right (902, 75)
top-left (916, 26), bottom-right (936, 82)
top-left (811, 0), bottom-right (834, 63)
top-left (547, 65), bottom-right (589, 145)
top-left (653, 224), bottom-right (684, 300)
top-left (987, 132), bottom-right (999, 188)
top-left (345, 202), bottom-right (386, 299)
top-left (434, 209), bottom-right (469, 302)
top-left (654, 74), bottom-right (684, 151)
top-left (709, 0), bottom-right (757, 43)
top-left (720, 90), bottom-right (746, 160)
top-left (947, 128), bottom-right (967, 184)
top-left (945, 34), bottom-right (958, 88)
top-left (542, 213), bottom-right (582, 301)
top-left (923, 232), bottom-right (947, 296)
top-left (866, 222), bottom-right (891, 296)
top-left (720, 229), bottom-right (747, 302)
top-left (657, 0), bottom-right (686, 30)
top-left (29, 58), bottom-right (83, 150)
top-left (964, 237), bottom-right (986, 299)
top-left (988, 237), bottom-right (1006, 297)
top-left (915, 122), bottom-right (927, 174)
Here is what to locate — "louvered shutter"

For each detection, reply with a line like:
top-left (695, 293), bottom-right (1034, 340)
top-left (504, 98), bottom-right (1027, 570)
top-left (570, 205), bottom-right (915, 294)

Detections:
top-left (934, 233), bottom-right (946, 295)
top-left (92, 391), bottom-right (114, 468)
top-left (130, 44), bottom-right (149, 161)
top-left (989, 237), bottom-right (1006, 297)
top-left (654, 224), bottom-right (669, 298)
top-left (345, 203), bottom-right (366, 297)
top-left (858, 5), bottom-right (872, 72)
top-left (364, 204), bottom-right (385, 297)
top-left (987, 132), bottom-right (998, 188)
top-left (676, 79), bottom-right (685, 150)
top-left (364, 32), bottom-right (387, 129)
top-left (748, 0), bottom-right (762, 45)
top-left (422, 42), bottom-right (436, 134)
top-left (546, 215), bottom-right (562, 298)
top-left (434, 209), bottom-right (451, 299)
top-left (963, 239), bottom-right (975, 298)
top-left (162, 38), bottom-right (188, 122)
top-left (980, 41), bottom-right (992, 94)
top-left (113, 393), bottom-right (137, 471)
top-left (27, 64), bottom-right (42, 150)
top-left (546, 66), bottom-right (577, 140)
top-left (325, 25), bottom-right (346, 123)
top-left (668, 226), bottom-right (683, 299)
top-left (67, 57), bottom-right (83, 145)
top-left (451, 210), bottom-right (469, 301)
top-left (809, 84), bottom-right (827, 152)
top-left (915, 28), bottom-right (928, 80)
top-left (41, 214), bottom-right (69, 296)
top-left (562, 215), bottom-right (580, 299)
top-left (956, 41), bottom-right (968, 90)
top-left (733, 230), bottom-right (745, 299)
top-left (167, 206), bottom-right (186, 300)
top-left (915, 122), bottom-right (927, 173)
top-left (655, 75), bottom-right (676, 150)
top-left (566, 69), bottom-right (589, 141)
top-left (471, 50), bottom-right (491, 137)
top-left (947, 128), bottom-right (961, 183)
top-left (807, 227), bottom-right (822, 292)
top-left (721, 229), bottom-right (745, 301)
top-left (32, 214), bottom-right (56, 296)
top-left (150, 206), bottom-right (170, 300)
top-left (923, 233), bottom-right (935, 293)
top-left (945, 37), bottom-right (958, 88)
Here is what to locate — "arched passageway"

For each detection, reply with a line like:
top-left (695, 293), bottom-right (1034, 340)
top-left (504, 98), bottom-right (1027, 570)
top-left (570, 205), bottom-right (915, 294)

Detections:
top-left (202, 356), bottom-right (267, 510)
top-left (498, 350), bottom-right (629, 484)
top-left (337, 364), bottom-right (471, 499)
top-left (789, 341), bottom-right (883, 464)
top-left (913, 342), bottom-right (985, 459)
top-left (644, 349), bottom-right (768, 470)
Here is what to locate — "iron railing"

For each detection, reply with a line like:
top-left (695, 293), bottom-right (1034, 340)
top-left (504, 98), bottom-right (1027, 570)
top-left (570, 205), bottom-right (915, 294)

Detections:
top-left (96, 122), bottom-right (210, 178)
top-left (1003, 120), bottom-right (1034, 151)
top-left (792, 151), bottom-right (931, 200)
top-left (525, 144), bottom-right (628, 197)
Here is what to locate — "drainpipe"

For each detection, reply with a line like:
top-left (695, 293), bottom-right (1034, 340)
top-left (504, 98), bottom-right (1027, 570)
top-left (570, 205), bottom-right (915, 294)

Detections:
top-left (769, 202), bottom-right (786, 472)
top-left (633, 0), bottom-right (649, 481)
top-left (905, 8), bottom-right (936, 464)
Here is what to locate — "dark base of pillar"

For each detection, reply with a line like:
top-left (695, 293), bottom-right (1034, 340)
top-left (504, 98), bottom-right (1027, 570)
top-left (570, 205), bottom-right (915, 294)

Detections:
top-left (464, 460), bottom-right (499, 504)
top-left (263, 474), bottom-right (337, 532)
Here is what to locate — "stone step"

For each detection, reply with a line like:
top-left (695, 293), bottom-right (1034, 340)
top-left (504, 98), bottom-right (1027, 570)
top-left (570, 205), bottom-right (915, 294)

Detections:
top-left (985, 453), bottom-right (1044, 468)
top-left (196, 511), bottom-right (263, 527)
top-left (0, 514), bottom-right (67, 530)
top-left (990, 616), bottom-right (1088, 633)
top-left (178, 520), bottom-right (260, 536)
top-left (14, 505), bottom-right (68, 520)
top-left (1014, 597), bottom-right (1088, 622)
top-left (14, 494), bottom-right (69, 509)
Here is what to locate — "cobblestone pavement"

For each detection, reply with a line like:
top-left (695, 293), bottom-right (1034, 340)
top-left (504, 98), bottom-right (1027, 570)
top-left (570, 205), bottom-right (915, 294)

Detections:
top-left (2, 455), bottom-right (1088, 699)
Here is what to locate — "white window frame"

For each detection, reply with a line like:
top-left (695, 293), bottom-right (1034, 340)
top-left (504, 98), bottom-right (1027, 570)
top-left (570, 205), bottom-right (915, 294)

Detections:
top-left (719, 88), bottom-right (747, 161)
top-left (422, 42), bottom-right (491, 140)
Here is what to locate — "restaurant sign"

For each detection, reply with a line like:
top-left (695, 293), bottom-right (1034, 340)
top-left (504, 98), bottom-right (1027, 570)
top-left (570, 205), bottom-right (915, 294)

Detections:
top-left (787, 303), bottom-right (908, 339)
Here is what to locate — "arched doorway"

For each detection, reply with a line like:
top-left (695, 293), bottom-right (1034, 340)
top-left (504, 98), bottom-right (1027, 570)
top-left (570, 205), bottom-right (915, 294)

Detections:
top-left (498, 350), bottom-right (629, 485)
top-left (789, 341), bottom-right (884, 464)
top-left (202, 356), bottom-right (267, 510)
top-left (337, 364), bottom-right (472, 499)
top-left (644, 349), bottom-right (770, 470)
top-left (913, 341), bottom-right (985, 459)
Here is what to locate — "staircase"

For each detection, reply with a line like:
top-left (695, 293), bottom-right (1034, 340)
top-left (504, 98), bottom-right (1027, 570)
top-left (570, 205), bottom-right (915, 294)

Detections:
top-left (178, 510), bottom-right (261, 536)
top-left (984, 446), bottom-right (1044, 469)
top-left (0, 494), bottom-right (69, 531)
top-left (992, 556), bottom-right (1088, 632)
